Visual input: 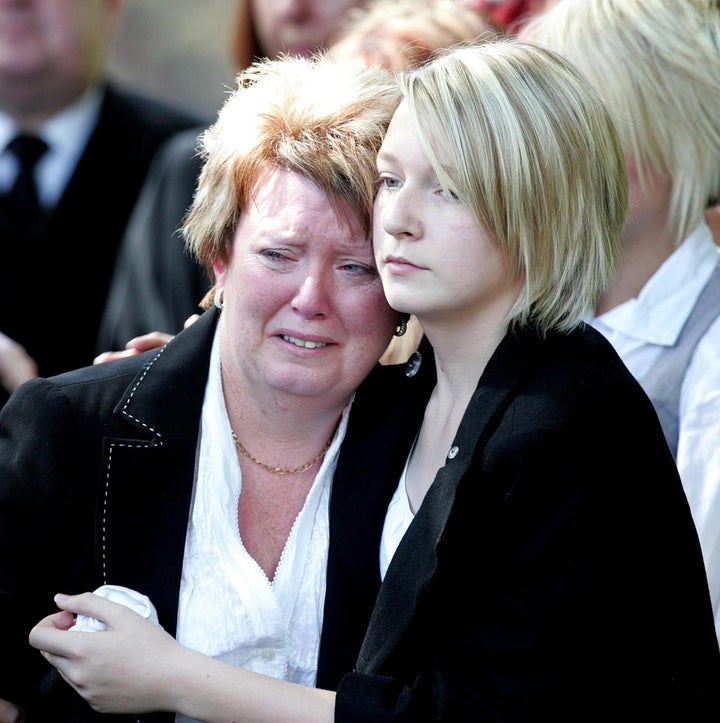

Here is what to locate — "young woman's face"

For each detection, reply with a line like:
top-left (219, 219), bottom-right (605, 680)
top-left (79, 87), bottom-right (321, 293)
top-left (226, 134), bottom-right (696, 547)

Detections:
top-left (374, 100), bottom-right (520, 331)
top-left (214, 167), bottom-right (396, 407)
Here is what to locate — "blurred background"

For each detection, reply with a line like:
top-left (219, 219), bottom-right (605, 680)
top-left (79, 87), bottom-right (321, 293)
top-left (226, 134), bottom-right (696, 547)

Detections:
top-left (109, 0), bottom-right (238, 120)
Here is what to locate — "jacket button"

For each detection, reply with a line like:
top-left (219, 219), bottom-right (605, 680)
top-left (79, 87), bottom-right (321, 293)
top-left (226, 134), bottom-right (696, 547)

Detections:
top-left (405, 351), bottom-right (422, 377)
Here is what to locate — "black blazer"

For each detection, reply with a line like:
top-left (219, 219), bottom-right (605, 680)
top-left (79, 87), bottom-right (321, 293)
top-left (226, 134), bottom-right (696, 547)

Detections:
top-left (0, 84), bottom-right (205, 407)
top-left (0, 307), bottom-right (404, 721)
top-left (335, 327), bottom-right (720, 722)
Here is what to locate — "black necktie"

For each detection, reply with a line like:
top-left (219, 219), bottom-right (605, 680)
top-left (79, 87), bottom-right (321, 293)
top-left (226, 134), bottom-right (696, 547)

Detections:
top-left (6, 134), bottom-right (49, 225)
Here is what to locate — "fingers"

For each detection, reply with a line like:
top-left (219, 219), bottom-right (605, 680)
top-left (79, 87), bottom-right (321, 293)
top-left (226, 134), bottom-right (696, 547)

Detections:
top-left (125, 331), bottom-right (174, 352)
top-left (29, 598), bottom-right (87, 653)
top-left (52, 591), bottom-right (121, 622)
top-left (93, 348), bottom-right (139, 364)
top-left (29, 621), bottom-right (75, 658)
top-left (0, 697), bottom-right (25, 723)
top-left (29, 593), bottom-right (117, 656)
top-left (32, 610), bottom-right (76, 631)
top-left (93, 330), bottom-right (174, 364)
top-left (0, 331), bottom-right (38, 392)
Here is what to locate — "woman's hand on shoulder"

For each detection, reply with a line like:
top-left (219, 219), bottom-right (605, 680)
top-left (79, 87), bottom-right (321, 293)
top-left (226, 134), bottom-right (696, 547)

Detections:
top-left (0, 331), bottom-right (37, 394)
top-left (0, 698), bottom-right (25, 723)
top-left (93, 331), bottom-right (174, 364)
top-left (93, 315), bottom-right (200, 365)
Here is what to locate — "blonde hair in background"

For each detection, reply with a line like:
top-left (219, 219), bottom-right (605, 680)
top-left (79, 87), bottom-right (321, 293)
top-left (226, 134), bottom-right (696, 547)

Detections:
top-left (399, 39), bottom-right (628, 335)
top-left (522, 0), bottom-right (720, 248)
top-left (328, 0), bottom-right (502, 71)
top-left (182, 53), bottom-right (401, 301)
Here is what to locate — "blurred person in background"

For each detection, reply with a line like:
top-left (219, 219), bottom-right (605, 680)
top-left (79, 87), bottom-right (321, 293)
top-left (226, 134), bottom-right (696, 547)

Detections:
top-left (0, 0), bottom-right (204, 408)
top-left (523, 0), bottom-right (720, 641)
top-left (233, 0), bottom-right (365, 65)
top-left (327, 0), bottom-right (500, 71)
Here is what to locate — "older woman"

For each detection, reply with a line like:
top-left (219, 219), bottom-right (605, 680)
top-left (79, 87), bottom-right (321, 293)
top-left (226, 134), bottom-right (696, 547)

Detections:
top-left (0, 54), bottom-right (403, 720)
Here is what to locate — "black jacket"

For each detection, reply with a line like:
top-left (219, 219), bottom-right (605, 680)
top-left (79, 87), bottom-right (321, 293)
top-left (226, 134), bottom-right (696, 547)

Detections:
top-left (335, 327), bottom-right (720, 722)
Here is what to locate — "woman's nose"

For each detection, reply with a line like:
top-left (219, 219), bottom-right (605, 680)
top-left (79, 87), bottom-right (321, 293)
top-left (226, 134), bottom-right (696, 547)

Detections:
top-left (379, 189), bottom-right (420, 239)
top-left (291, 273), bottom-right (331, 317)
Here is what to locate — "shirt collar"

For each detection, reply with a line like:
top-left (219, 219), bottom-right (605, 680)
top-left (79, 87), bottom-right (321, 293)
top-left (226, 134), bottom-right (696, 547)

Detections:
top-left (0, 84), bottom-right (102, 153)
top-left (592, 221), bottom-right (720, 347)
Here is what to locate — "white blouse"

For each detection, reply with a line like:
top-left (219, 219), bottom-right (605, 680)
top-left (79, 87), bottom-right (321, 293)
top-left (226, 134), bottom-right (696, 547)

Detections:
top-left (380, 451), bottom-right (415, 581)
top-left (176, 331), bottom-right (350, 722)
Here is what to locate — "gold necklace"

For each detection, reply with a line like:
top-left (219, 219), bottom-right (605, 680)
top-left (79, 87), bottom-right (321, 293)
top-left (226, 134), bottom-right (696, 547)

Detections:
top-left (231, 430), bottom-right (333, 475)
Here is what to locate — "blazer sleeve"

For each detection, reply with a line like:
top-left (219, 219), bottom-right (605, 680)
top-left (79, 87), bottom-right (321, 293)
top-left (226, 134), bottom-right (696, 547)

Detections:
top-left (0, 378), bottom-right (103, 705)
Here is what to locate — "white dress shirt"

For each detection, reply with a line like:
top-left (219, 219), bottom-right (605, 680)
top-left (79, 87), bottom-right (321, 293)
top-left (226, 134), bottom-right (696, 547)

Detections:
top-left (589, 220), bottom-right (720, 640)
top-left (176, 330), bottom-right (350, 722)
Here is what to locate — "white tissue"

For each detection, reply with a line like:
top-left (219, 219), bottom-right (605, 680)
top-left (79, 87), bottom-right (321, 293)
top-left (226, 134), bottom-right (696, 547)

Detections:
top-left (69, 584), bottom-right (161, 632)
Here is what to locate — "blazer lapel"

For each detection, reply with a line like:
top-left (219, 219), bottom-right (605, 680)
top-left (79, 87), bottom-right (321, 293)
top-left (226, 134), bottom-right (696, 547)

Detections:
top-left (97, 309), bottom-right (217, 636)
top-left (356, 329), bottom-right (541, 673)
top-left (317, 358), bottom-right (429, 687)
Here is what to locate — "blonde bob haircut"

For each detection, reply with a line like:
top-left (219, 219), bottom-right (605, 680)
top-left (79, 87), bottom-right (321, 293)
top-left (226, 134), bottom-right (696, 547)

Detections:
top-left (182, 53), bottom-right (401, 305)
top-left (523, 0), bottom-right (720, 248)
top-left (398, 39), bottom-right (628, 335)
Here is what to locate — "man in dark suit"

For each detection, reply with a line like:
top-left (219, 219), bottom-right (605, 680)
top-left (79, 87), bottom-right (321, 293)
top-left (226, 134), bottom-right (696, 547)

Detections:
top-left (0, 0), bottom-right (206, 408)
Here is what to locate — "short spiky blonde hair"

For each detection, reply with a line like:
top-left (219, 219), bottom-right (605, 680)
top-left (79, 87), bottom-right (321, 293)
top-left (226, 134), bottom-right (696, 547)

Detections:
top-left (183, 53), bottom-right (401, 302)
top-left (399, 39), bottom-right (628, 335)
top-left (523, 0), bottom-right (720, 247)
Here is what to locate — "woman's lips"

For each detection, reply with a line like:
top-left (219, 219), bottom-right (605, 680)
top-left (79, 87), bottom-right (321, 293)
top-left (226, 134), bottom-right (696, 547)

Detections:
top-left (384, 255), bottom-right (424, 274)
